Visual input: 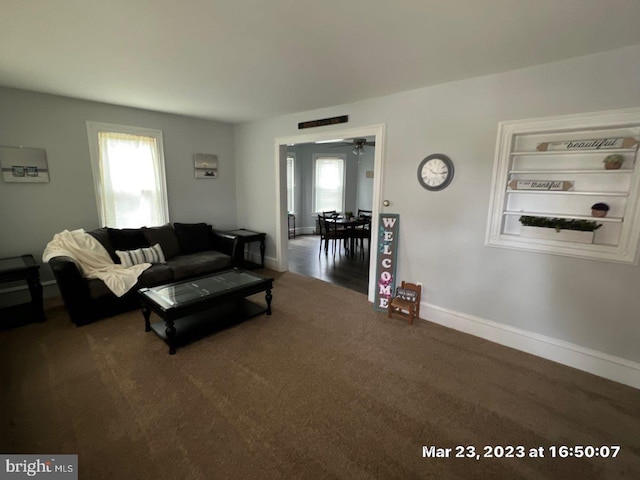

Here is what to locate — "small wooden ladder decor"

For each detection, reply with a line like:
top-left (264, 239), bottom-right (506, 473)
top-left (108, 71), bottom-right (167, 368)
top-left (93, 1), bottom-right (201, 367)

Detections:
top-left (387, 281), bottom-right (421, 325)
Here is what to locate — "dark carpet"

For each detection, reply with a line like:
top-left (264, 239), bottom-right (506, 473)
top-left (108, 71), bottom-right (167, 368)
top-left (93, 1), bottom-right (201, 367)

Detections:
top-left (1, 271), bottom-right (639, 479)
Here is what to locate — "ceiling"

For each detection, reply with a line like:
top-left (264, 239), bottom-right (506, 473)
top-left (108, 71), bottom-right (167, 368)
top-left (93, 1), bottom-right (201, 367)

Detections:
top-left (2, 0), bottom-right (640, 124)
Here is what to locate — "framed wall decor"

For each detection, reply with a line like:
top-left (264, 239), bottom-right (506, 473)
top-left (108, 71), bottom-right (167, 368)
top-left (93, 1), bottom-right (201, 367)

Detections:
top-left (194, 153), bottom-right (218, 179)
top-left (0, 146), bottom-right (50, 183)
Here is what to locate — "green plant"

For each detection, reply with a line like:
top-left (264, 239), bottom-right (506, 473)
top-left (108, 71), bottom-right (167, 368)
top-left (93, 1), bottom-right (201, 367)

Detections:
top-left (519, 215), bottom-right (602, 232)
top-left (603, 154), bottom-right (624, 165)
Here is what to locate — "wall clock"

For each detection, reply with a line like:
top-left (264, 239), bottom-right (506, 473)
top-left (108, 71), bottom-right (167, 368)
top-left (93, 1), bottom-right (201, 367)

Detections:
top-left (417, 154), bottom-right (454, 191)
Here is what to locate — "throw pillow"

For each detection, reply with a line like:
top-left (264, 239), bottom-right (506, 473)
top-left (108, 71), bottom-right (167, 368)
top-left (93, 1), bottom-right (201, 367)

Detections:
top-left (173, 222), bottom-right (215, 254)
top-left (143, 224), bottom-right (181, 259)
top-left (116, 243), bottom-right (166, 268)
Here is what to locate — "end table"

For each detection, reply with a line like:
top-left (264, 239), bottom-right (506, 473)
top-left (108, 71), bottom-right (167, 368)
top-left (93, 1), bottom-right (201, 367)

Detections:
top-left (222, 229), bottom-right (266, 269)
top-left (0, 254), bottom-right (45, 324)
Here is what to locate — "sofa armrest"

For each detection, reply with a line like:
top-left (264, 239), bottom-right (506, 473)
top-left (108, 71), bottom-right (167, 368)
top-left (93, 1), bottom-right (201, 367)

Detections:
top-left (48, 256), bottom-right (95, 325)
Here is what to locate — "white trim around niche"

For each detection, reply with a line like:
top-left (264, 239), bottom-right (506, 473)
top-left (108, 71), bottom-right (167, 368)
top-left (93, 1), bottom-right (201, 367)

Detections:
top-left (485, 107), bottom-right (640, 264)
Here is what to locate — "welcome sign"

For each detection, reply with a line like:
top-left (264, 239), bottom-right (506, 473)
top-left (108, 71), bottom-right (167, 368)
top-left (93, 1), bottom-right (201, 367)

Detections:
top-left (374, 213), bottom-right (400, 312)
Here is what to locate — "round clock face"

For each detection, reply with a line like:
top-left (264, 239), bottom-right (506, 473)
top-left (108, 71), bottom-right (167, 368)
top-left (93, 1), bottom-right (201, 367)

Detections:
top-left (418, 154), bottom-right (454, 191)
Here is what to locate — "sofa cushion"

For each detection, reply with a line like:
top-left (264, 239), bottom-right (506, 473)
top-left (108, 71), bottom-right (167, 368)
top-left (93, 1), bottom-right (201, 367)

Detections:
top-left (143, 224), bottom-right (180, 259)
top-left (136, 263), bottom-right (174, 287)
top-left (107, 228), bottom-right (149, 260)
top-left (116, 243), bottom-right (166, 267)
top-left (174, 222), bottom-right (215, 254)
top-left (168, 251), bottom-right (232, 280)
top-left (87, 228), bottom-right (118, 263)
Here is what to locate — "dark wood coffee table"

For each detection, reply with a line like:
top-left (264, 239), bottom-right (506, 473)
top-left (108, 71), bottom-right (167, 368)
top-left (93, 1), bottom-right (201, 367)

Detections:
top-left (139, 269), bottom-right (273, 354)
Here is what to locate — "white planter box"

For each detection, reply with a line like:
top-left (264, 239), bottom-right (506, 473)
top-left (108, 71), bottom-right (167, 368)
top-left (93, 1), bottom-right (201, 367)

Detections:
top-left (520, 226), bottom-right (595, 244)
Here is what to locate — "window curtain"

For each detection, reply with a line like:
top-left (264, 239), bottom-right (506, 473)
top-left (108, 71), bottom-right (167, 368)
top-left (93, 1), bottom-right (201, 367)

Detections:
top-left (98, 132), bottom-right (168, 228)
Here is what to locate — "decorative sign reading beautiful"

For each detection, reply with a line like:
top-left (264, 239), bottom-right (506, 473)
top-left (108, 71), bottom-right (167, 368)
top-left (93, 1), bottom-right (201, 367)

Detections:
top-left (536, 137), bottom-right (638, 151)
top-left (507, 180), bottom-right (574, 191)
top-left (374, 213), bottom-right (399, 312)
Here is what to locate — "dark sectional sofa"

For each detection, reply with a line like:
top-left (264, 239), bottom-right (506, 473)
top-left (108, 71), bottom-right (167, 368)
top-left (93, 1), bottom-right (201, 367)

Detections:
top-left (48, 222), bottom-right (241, 325)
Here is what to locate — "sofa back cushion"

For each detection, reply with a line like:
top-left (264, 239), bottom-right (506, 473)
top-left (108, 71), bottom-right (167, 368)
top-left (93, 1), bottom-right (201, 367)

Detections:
top-left (87, 228), bottom-right (118, 263)
top-left (174, 222), bottom-right (215, 254)
top-left (107, 228), bottom-right (149, 262)
top-left (143, 224), bottom-right (180, 259)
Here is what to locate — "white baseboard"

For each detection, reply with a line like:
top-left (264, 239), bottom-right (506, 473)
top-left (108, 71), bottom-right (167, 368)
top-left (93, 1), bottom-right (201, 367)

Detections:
top-left (289, 227), bottom-right (315, 236)
top-left (421, 303), bottom-right (640, 390)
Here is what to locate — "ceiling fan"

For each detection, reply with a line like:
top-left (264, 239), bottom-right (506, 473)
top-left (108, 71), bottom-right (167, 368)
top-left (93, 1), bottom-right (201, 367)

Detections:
top-left (329, 138), bottom-right (375, 155)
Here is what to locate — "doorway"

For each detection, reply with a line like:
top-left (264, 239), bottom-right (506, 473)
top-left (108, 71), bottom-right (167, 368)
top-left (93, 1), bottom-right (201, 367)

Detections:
top-left (274, 124), bottom-right (386, 302)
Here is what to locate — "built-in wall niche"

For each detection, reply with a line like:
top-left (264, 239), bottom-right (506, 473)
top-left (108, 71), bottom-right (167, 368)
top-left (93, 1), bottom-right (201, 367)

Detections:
top-left (485, 108), bottom-right (640, 264)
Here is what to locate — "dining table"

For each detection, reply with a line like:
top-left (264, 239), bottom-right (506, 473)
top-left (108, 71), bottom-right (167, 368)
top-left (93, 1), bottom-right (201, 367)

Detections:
top-left (326, 217), bottom-right (369, 257)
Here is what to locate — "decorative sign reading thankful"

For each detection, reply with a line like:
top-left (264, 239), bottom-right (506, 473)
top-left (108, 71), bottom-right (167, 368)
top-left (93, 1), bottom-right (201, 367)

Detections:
top-left (298, 115), bottom-right (349, 130)
top-left (507, 180), bottom-right (574, 191)
top-left (374, 213), bottom-right (400, 312)
top-left (536, 137), bottom-right (638, 152)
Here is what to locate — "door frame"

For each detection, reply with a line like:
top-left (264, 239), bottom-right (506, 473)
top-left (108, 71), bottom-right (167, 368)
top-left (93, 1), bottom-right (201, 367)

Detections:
top-left (273, 123), bottom-right (386, 302)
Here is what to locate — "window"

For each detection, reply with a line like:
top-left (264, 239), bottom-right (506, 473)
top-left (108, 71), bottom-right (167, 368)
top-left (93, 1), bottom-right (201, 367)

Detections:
top-left (314, 154), bottom-right (345, 212)
top-left (286, 155), bottom-right (295, 213)
top-left (87, 122), bottom-right (169, 228)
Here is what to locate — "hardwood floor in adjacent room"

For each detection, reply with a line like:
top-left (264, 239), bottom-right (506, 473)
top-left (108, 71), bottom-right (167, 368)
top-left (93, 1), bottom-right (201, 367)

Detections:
top-left (287, 234), bottom-right (370, 295)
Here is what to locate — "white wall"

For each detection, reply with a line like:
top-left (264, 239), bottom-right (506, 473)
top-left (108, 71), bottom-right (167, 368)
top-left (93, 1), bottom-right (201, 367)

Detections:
top-left (234, 45), bottom-right (640, 378)
top-left (0, 87), bottom-right (237, 292)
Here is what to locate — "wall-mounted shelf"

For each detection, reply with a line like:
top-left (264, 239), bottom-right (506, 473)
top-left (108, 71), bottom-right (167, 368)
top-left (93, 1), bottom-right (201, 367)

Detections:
top-left (506, 191), bottom-right (628, 197)
top-left (510, 147), bottom-right (637, 157)
top-left (503, 211), bottom-right (623, 223)
top-left (486, 108), bottom-right (640, 264)
top-left (509, 169), bottom-right (634, 174)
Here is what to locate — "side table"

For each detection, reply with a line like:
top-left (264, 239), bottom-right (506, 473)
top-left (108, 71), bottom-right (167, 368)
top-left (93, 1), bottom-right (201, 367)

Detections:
top-left (222, 229), bottom-right (266, 269)
top-left (0, 254), bottom-right (45, 324)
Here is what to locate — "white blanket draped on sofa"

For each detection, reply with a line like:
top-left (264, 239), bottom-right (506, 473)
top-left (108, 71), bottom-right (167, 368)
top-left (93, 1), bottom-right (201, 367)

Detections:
top-left (43, 229), bottom-right (150, 297)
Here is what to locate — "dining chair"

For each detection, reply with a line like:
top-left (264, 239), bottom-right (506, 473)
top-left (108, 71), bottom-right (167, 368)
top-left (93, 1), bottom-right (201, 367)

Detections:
top-left (352, 215), bottom-right (372, 256)
top-left (318, 214), bottom-right (348, 256)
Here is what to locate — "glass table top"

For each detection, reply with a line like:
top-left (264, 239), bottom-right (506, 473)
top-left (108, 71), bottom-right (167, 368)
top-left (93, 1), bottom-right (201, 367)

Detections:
top-left (142, 270), bottom-right (266, 307)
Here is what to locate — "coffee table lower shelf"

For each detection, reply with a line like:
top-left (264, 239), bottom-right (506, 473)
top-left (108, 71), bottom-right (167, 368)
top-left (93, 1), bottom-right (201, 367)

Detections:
top-left (147, 299), bottom-right (268, 353)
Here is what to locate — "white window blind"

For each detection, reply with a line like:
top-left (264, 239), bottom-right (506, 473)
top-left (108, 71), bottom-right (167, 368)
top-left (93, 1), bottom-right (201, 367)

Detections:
top-left (87, 122), bottom-right (169, 228)
top-left (314, 156), bottom-right (345, 212)
top-left (286, 155), bottom-right (295, 213)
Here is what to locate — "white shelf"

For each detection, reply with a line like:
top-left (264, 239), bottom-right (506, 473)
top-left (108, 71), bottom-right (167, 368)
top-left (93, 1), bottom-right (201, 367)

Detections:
top-left (503, 210), bottom-right (623, 223)
top-left (509, 169), bottom-right (633, 174)
top-left (510, 148), bottom-right (637, 157)
top-left (505, 190), bottom-right (629, 197)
